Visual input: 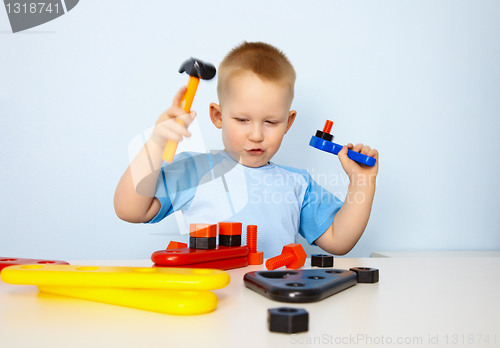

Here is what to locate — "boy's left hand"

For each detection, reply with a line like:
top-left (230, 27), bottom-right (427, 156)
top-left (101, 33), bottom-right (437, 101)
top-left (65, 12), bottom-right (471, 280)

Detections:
top-left (338, 143), bottom-right (379, 185)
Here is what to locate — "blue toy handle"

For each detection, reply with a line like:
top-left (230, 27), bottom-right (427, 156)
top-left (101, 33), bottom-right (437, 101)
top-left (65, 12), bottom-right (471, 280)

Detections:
top-left (309, 136), bottom-right (376, 167)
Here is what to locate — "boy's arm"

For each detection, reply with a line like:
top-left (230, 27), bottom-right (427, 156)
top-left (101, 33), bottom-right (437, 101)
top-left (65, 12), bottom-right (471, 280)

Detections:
top-left (314, 143), bottom-right (379, 255)
top-left (113, 86), bottom-right (196, 223)
top-left (113, 139), bottom-right (166, 223)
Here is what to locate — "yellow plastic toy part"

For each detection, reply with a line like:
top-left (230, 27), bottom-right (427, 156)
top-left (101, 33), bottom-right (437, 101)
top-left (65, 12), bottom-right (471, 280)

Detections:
top-left (1, 264), bottom-right (230, 290)
top-left (38, 286), bottom-right (218, 315)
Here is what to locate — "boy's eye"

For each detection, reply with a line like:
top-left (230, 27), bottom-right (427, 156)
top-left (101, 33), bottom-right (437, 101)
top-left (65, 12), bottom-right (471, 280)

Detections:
top-left (234, 118), bottom-right (278, 124)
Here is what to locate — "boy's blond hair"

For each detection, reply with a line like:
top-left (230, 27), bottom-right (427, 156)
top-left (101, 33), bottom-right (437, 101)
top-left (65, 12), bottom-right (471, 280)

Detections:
top-left (217, 41), bottom-right (296, 104)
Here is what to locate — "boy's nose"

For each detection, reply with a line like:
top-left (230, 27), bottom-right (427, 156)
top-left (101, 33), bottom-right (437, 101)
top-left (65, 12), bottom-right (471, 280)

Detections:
top-left (248, 124), bottom-right (264, 142)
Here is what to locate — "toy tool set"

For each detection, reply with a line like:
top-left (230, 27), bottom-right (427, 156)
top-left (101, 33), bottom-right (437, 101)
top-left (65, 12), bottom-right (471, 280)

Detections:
top-left (152, 222), bottom-right (264, 270)
top-left (0, 241), bottom-right (379, 322)
top-left (309, 120), bottom-right (377, 167)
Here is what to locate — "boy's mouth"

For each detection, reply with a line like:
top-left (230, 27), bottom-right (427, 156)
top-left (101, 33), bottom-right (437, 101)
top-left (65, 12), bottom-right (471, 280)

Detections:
top-left (246, 148), bottom-right (265, 155)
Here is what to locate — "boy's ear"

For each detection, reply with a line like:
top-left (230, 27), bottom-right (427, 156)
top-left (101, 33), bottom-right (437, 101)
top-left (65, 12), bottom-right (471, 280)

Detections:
top-left (210, 103), bottom-right (222, 129)
top-left (285, 110), bottom-right (297, 134)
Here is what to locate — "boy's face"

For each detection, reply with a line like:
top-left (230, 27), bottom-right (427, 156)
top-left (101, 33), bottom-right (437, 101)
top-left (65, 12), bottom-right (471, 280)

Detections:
top-left (210, 72), bottom-right (296, 168)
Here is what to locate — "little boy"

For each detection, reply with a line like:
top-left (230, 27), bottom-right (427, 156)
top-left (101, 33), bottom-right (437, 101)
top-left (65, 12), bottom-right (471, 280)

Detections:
top-left (114, 41), bottom-right (379, 257)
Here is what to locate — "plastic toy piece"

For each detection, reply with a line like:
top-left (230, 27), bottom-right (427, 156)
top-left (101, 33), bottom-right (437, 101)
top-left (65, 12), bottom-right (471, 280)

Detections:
top-left (309, 120), bottom-right (376, 167)
top-left (189, 223), bottom-right (217, 238)
top-left (311, 254), bottom-right (334, 267)
top-left (162, 58), bottom-right (216, 162)
top-left (244, 269), bottom-right (357, 303)
top-left (1, 264), bottom-right (230, 290)
top-left (218, 222), bottom-right (242, 247)
top-left (322, 120), bottom-right (333, 134)
top-left (167, 241), bottom-right (188, 250)
top-left (0, 257), bottom-right (69, 271)
top-left (189, 224), bottom-right (217, 249)
top-left (155, 256), bottom-right (248, 271)
top-left (349, 267), bottom-right (379, 283)
top-left (37, 286), bottom-right (218, 315)
top-left (268, 307), bottom-right (309, 333)
top-left (246, 225), bottom-right (264, 265)
top-left (218, 222), bottom-right (242, 235)
top-left (218, 235), bottom-right (241, 247)
top-left (265, 243), bottom-right (306, 270)
top-left (151, 245), bottom-right (249, 266)
top-left (189, 237), bottom-right (216, 250)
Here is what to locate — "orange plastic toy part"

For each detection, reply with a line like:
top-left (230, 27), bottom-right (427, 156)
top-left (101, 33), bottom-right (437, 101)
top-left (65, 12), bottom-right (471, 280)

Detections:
top-left (218, 222), bottom-right (242, 236)
top-left (0, 257), bottom-right (69, 272)
top-left (247, 253), bottom-right (263, 265)
top-left (162, 76), bottom-right (200, 163)
top-left (189, 224), bottom-right (217, 238)
top-left (246, 225), bottom-right (264, 265)
top-left (323, 120), bottom-right (333, 134)
top-left (246, 225), bottom-right (257, 253)
top-left (167, 241), bottom-right (188, 250)
top-left (265, 243), bottom-right (307, 270)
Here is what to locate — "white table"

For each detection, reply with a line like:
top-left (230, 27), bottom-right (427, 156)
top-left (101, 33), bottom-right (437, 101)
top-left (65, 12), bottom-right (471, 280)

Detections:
top-left (371, 251), bottom-right (500, 258)
top-left (1, 258), bottom-right (499, 348)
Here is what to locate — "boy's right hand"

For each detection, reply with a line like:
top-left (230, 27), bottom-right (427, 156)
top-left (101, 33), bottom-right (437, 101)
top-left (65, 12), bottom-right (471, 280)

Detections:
top-left (149, 85), bottom-right (197, 148)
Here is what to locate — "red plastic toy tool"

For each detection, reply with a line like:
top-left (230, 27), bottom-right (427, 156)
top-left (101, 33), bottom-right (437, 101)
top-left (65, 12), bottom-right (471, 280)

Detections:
top-left (0, 257), bottom-right (69, 271)
top-left (155, 257), bottom-right (248, 271)
top-left (246, 225), bottom-right (263, 265)
top-left (166, 241), bottom-right (188, 249)
top-left (265, 243), bottom-right (307, 270)
top-left (152, 246), bottom-right (249, 266)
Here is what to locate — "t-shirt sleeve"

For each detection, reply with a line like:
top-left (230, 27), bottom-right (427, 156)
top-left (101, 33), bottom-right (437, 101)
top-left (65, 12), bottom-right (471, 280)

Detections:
top-left (144, 151), bottom-right (210, 224)
top-left (298, 173), bottom-right (343, 245)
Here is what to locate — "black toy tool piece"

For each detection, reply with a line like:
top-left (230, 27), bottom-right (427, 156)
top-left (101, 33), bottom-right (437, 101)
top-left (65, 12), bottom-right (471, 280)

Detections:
top-left (244, 269), bottom-right (357, 303)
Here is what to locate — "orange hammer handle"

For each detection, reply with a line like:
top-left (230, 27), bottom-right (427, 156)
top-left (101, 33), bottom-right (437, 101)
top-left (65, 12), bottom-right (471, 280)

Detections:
top-left (162, 76), bottom-right (200, 162)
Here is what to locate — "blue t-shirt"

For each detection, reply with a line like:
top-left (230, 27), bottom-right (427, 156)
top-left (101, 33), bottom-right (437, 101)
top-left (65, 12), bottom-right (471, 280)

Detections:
top-left (146, 150), bottom-right (343, 257)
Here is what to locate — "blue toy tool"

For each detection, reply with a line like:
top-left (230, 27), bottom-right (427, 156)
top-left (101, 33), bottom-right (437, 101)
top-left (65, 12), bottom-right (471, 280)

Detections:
top-left (309, 120), bottom-right (376, 167)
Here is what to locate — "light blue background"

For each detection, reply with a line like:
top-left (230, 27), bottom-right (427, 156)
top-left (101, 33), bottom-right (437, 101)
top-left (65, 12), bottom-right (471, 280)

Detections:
top-left (1, 0), bottom-right (499, 260)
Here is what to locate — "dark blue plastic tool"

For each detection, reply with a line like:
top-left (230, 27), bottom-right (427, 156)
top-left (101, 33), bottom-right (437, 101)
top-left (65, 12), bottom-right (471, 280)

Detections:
top-left (309, 120), bottom-right (376, 167)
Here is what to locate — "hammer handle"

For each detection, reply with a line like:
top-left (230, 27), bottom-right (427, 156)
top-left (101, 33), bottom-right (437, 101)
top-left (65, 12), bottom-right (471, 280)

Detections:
top-left (162, 76), bottom-right (200, 162)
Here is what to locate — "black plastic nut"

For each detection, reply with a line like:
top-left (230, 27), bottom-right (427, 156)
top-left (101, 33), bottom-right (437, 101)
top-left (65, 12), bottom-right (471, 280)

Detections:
top-left (268, 307), bottom-right (309, 333)
top-left (218, 234), bottom-right (241, 247)
top-left (349, 267), bottom-right (379, 283)
top-left (311, 254), bottom-right (334, 267)
top-left (315, 130), bottom-right (333, 142)
top-left (189, 237), bottom-right (216, 250)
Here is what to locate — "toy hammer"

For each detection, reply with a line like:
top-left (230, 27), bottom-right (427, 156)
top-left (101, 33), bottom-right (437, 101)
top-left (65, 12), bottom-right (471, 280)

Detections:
top-left (162, 58), bottom-right (216, 162)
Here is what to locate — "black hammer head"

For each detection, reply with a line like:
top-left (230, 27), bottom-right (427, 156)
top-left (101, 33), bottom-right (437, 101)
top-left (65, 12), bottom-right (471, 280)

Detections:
top-left (179, 58), bottom-right (216, 80)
